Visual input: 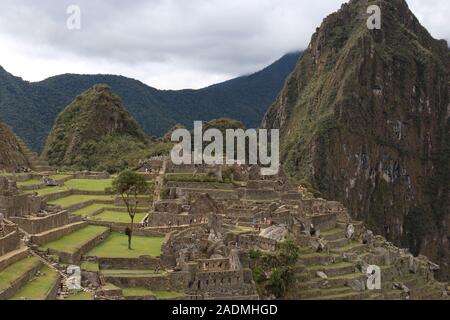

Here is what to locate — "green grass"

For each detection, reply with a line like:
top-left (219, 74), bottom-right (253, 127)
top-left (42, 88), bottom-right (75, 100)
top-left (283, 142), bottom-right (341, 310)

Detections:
top-left (80, 261), bottom-right (99, 272)
top-left (91, 211), bottom-right (147, 223)
top-left (100, 270), bottom-right (167, 277)
top-left (40, 225), bottom-right (109, 254)
top-left (64, 291), bottom-right (94, 300)
top-left (65, 179), bottom-right (113, 192)
top-left (10, 266), bottom-right (59, 300)
top-left (25, 186), bottom-right (70, 196)
top-left (50, 174), bottom-right (72, 181)
top-left (121, 287), bottom-right (184, 299)
top-left (122, 287), bottom-right (153, 297)
top-left (72, 204), bottom-right (107, 217)
top-left (16, 179), bottom-right (41, 187)
top-left (49, 195), bottom-right (113, 208)
top-left (0, 256), bottom-right (41, 292)
top-left (153, 290), bottom-right (185, 299)
top-left (87, 233), bottom-right (163, 258)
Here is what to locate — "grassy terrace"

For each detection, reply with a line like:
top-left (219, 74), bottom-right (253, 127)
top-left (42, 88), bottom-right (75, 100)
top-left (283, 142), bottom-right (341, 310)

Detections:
top-left (40, 225), bottom-right (109, 254)
top-left (0, 256), bottom-right (41, 293)
top-left (10, 265), bottom-right (59, 300)
top-left (73, 204), bottom-right (149, 217)
top-left (87, 233), bottom-right (163, 258)
top-left (25, 186), bottom-right (70, 196)
top-left (16, 179), bottom-right (41, 187)
top-left (48, 195), bottom-right (114, 208)
top-left (122, 287), bottom-right (184, 299)
top-left (90, 210), bottom-right (147, 223)
top-left (65, 179), bottom-right (113, 191)
top-left (64, 291), bottom-right (94, 300)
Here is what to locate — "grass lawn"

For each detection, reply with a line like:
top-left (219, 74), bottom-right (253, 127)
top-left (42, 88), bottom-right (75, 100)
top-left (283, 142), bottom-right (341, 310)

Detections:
top-left (65, 179), bottom-right (113, 192)
top-left (49, 195), bottom-right (113, 208)
top-left (16, 179), bottom-right (41, 187)
top-left (122, 287), bottom-right (153, 297)
top-left (10, 266), bottom-right (59, 300)
top-left (153, 290), bottom-right (185, 299)
top-left (91, 210), bottom-right (147, 223)
top-left (25, 186), bottom-right (70, 196)
top-left (50, 174), bottom-right (72, 181)
top-left (64, 291), bottom-right (94, 300)
top-left (72, 204), bottom-right (106, 217)
top-left (80, 261), bottom-right (99, 272)
top-left (87, 233), bottom-right (163, 258)
top-left (0, 256), bottom-right (41, 292)
top-left (40, 225), bottom-right (109, 254)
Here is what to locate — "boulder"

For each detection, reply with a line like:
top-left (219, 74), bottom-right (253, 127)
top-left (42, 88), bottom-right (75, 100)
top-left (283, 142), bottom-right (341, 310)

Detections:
top-left (346, 279), bottom-right (365, 292)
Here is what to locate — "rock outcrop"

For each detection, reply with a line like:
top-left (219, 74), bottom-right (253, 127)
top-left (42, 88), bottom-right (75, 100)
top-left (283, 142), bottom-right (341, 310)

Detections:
top-left (262, 0), bottom-right (450, 279)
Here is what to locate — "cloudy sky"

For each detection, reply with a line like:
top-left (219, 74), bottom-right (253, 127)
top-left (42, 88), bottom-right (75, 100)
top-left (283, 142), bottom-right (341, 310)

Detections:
top-left (0, 0), bottom-right (448, 90)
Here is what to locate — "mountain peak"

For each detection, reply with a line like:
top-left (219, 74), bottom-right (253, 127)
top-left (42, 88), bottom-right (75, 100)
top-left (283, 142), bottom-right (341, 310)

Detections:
top-left (42, 85), bottom-right (149, 172)
top-left (263, 0), bottom-right (450, 277)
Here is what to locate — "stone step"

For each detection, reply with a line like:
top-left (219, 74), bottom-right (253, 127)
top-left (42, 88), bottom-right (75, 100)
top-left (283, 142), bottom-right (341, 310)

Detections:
top-left (307, 262), bottom-right (356, 278)
top-left (326, 237), bottom-right (350, 249)
top-left (0, 256), bottom-right (43, 300)
top-left (320, 228), bottom-right (346, 241)
top-left (30, 221), bottom-right (88, 245)
top-left (0, 246), bottom-right (30, 272)
top-left (297, 272), bottom-right (366, 290)
top-left (300, 252), bottom-right (341, 266)
top-left (331, 242), bottom-right (367, 254)
top-left (304, 290), bottom-right (371, 300)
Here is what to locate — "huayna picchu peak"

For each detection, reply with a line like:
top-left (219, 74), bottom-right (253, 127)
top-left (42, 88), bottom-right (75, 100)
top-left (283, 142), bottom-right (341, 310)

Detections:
top-left (263, 0), bottom-right (450, 279)
top-left (41, 84), bottom-right (150, 172)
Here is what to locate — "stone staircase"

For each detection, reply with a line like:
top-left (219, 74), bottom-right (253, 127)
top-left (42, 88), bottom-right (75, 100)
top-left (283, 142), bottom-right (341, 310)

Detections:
top-left (15, 137), bottom-right (53, 172)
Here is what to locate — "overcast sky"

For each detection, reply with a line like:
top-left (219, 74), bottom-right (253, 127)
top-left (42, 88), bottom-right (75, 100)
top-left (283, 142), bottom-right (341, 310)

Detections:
top-left (0, 0), bottom-right (448, 90)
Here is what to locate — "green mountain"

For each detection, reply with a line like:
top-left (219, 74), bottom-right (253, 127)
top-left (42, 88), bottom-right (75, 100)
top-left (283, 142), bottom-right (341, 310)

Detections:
top-left (0, 52), bottom-right (301, 151)
top-left (0, 120), bottom-right (30, 171)
top-left (42, 84), bottom-right (150, 173)
top-left (263, 0), bottom-right (450, 278)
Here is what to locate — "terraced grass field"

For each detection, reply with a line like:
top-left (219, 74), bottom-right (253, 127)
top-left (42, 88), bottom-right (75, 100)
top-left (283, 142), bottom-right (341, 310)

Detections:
top-left (10, 265), bottom-right (59, 300)
top-left (91, 210), bottom-right (147, 223)
top-left (40, 225), bottom-right (109, 254)
top-left (87, 233), bottom-right (163, 258)
top-left (49, 195), bottom-right (114, 208)
top-left (0, 256), bottom-right (41, 293)
top-left (65, 179), bottom-right (113, 192)
top-left (25, 186), bottom-right (70, 196)
top-left (16, 179), bottom-right (41, 187)
top-left (64, 291), bottom-right (94, 300)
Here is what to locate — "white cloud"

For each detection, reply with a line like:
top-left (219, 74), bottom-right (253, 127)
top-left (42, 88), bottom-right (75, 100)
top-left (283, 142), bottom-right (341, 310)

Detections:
top-left (0, 0), bottom-right (448, 89)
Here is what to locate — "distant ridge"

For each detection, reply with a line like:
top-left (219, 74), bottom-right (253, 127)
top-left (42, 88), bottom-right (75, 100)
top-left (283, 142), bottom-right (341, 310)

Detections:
top-left (0, 52), bottom-right (301, 151)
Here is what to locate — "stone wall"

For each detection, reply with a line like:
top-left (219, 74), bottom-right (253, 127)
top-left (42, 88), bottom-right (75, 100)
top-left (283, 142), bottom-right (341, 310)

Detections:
top-left (10, 210), bottom-right (69, 234)
top-left (30, 221), bottom-right (87, 245)
top-left (98, 256), bottom-right (160, 270)
top-left (237, 234), bottom-right (278, 251)
top-left (310, 213), bottom-right (337, 231)
top-left (148, 212), bottom-right (203, 227)
top-left (0, 225), bottom-right (20, 256)
top-left (0, 194), bottom-right (42, 217)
